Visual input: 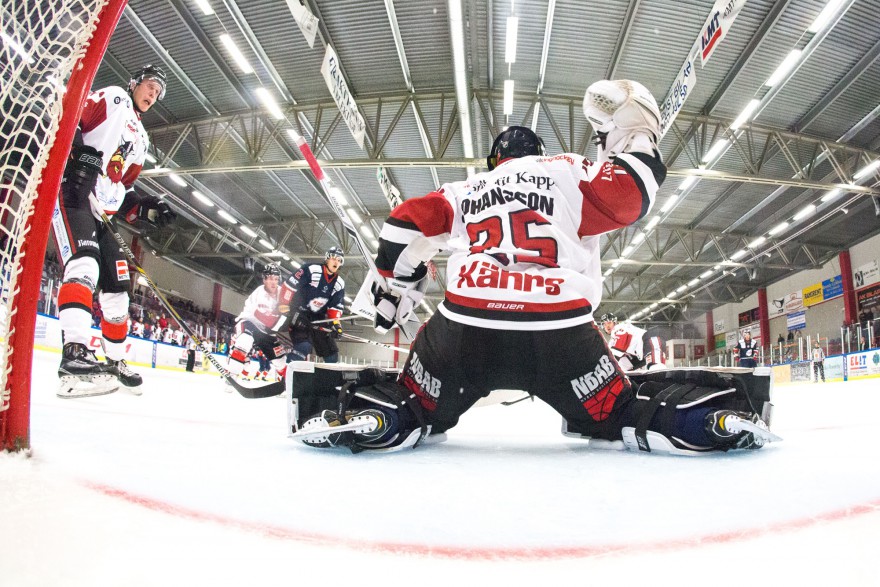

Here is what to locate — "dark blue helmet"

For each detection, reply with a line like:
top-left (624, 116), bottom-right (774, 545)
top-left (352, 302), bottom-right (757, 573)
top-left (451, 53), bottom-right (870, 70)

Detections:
top-left (487, 126), bottom-right (545, 170)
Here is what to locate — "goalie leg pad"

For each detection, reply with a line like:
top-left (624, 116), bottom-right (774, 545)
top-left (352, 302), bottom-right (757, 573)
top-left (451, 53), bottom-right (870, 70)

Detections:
top-left (624, 368), bottom-right (775, 454)
top-left (288, 365), bottom-right (429, 452)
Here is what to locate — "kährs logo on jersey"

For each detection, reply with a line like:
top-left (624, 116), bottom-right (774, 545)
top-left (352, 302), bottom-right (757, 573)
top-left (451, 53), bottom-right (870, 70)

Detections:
top-left (456, 260), bottom-right (563, 295)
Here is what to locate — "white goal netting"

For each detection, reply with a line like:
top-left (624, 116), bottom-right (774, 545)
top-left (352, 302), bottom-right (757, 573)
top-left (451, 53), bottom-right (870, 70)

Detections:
top-left (1, 1), bottom-right (111, 428)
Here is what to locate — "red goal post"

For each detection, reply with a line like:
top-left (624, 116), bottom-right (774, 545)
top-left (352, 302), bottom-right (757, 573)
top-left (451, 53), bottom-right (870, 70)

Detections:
top-left (1, 1), bottom-right (128, 451)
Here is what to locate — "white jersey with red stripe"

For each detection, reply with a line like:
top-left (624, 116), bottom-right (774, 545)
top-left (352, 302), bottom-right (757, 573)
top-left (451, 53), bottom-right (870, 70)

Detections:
top-left (376, 150), bottom-right (665, 330)
top-left (608, 321), bottom-right (665, 370)
top-left (79, 86), bottom-right (150, 217)
top-left (238, 285), bottom-right (284, 333)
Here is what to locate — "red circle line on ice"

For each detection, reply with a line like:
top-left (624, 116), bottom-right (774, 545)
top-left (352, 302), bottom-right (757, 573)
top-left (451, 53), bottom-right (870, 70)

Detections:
top-left (84, 481), bottom-right (880, 561)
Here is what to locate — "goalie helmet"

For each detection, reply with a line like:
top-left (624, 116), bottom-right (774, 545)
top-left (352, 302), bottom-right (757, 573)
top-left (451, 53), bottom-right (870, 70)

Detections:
top-left (129, 64), bottom-right (167, 101)
top-left (486, 126), bottom-right (546, 170)
top-left (325, 246), bottom-right (345, 265)
top-left (261, 263), bottom-right (281, 278)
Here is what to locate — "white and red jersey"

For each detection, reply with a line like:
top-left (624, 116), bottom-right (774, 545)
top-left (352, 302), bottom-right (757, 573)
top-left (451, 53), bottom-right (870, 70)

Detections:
top-left (608, 321), bottom-right (665, 370)
top-left (238, 285), bottom-right (284, 332)
top-left (79, 86), bottom-right (150, 217)
top-left (376, 151), bottom-right (665, 330)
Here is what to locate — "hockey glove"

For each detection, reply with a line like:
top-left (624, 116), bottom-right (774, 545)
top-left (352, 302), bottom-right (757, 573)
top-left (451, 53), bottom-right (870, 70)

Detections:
top-left (330, 321), bottom-right (343, 339)
top-left (63, 144), bottom-right (103, 204)
top-left (583, 80), bottom-right (661, 158)
top-left (124, 194), bottom-right (176, 229)
top-left (372, 277), bottom-right (427, 335)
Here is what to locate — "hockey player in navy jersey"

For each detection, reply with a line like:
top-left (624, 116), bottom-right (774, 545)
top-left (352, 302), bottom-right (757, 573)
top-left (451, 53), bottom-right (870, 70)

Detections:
top-left (53, 64), bottom-right (176, 398)
top-left (280, 247), bottom-right (346, 363)
top-left (289, 80), bottom-right (778, 455)
top-left (600, 313), bottom-right (666, 370)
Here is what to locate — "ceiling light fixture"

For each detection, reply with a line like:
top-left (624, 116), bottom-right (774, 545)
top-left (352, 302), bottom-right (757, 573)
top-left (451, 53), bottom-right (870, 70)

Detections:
top-left (765, 50), bottom-right (802, 87)
top-left (219, 34), bottom-right (254, 74)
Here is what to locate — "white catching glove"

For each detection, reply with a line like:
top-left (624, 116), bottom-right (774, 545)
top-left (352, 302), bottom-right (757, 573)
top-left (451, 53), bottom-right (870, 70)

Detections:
top-left (583, 80), bottom-right (661, 158)
top-left (372, 277), bottom-right (427, 334)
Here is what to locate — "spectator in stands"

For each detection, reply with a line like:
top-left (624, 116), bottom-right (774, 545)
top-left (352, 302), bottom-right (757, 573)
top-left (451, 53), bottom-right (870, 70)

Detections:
top-left (777, 333), bottom-right (785, 345)
top-left (158, 313), bottom-right (168, 330)
top-left (787, 330), bottom-right (794, 342)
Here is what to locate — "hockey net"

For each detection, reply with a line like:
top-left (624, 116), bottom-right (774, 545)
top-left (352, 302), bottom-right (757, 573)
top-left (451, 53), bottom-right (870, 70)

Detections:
top-left (1, 0), bottom-right (126, 451)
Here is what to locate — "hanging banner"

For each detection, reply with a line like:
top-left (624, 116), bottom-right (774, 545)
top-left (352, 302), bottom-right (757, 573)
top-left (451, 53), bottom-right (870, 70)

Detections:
top-left (854, 259), bottom-right (880, 288)
top-left (786, 310), bottom-right (806, 331)
top-left (321, 45), bottom-right (366, 149)
top-left (377, 166), bottom-right (403, 209)
top-left (802, 282), bottom-right (824, 307)
top-left (699, 0), bottom-right (748, 66)
top-left (659, 0), bottom-right (748, 137)
top-left (659, 48), bottom-right (697, 138)
top-left (286, 0), bottom-right (319, 48)
top-left (822, 275), bottom-right (843, 300)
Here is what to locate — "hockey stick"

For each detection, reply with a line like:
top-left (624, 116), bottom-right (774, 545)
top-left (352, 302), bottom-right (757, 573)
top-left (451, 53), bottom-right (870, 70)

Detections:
top-left (287, 129), bottom-right (421, 341)
top-left (89, 196), bottom-right (284, 399)
top-left (310, 315), bottom-right (362, 325)
top-left (312, 325), bottom-right (411, 354)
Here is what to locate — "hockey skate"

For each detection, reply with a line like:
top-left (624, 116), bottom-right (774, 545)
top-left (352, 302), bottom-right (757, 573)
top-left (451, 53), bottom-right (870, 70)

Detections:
top-left (105, 359), bottom-right (143, 395)
top-left (292, 409), bottom-right (386, 448)
top-left (705, 410), bottom-right (781, 450)
top-left (57, 343), bottom-right (118, 398)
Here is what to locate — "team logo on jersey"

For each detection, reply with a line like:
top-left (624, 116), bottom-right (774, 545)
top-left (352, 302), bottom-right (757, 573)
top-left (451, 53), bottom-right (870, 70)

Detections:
top-left (570, 355), bottom-right (624, 421)
top-left (115, 260), bottom-right (130, 281)
top-left (106, 140), bottom-right (133, 183)
top-left (401, 351), bottom-right (441, 411)
top-left (457, 260), bottom-right (563, 295)
top-left (307, 297), bottom-right (328, 312)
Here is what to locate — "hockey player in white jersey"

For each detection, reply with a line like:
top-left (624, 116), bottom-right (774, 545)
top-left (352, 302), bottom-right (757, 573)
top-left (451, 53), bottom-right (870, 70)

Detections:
top-left (53, 64), bottom-right (176, 398)
top-left (600, 313), bottom-right (666, 370)
top-left (226, 264), bottom-right (288, 384)
top-left (288, 80), bottom-right (778, 455)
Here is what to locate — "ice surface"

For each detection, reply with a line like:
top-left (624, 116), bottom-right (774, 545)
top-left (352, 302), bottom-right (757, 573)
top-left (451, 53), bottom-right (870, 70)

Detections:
top-left (1, 349), bottom-right (878, 586)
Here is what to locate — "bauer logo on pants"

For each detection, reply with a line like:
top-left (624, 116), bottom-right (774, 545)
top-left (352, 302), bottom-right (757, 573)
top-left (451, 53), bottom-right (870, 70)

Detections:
top-left (570, 355), bottom-right (625, 421)
top-left (116, 260), bottom-right (130, 281)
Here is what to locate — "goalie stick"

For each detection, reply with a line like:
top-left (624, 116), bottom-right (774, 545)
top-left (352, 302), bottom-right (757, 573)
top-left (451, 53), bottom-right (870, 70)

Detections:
top-left (89, 196), bottom-right (284, 399)
top-left (287, 129), bottom-right (420, 341)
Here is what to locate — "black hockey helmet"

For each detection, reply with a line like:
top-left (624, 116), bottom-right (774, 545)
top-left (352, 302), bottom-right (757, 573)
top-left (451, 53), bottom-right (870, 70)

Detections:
top-left (599, 312), bottom-right (618, 324)
top-left (129, 64), bottom-right (167, 100)
top-left (325, 246), bottom-right (344, 265)
top-left (261, 263), bottom-right (281, 278)
top-left (487, 126), bottom-right (546, 170)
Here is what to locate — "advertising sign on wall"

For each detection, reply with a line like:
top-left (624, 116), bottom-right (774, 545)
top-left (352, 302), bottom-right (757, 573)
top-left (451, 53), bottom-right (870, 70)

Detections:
top-left (715, 333), bottom-right (726, 349)
top-left (802, 283), bottom-right (824, 307)
top-left (783, 291), bottom-right (804, 313)
top-left (822, 275), bottom-right (843, 300)
top-left (713, 318), bottom-right (726, 334)
top-left (853, 260), bottom-right (879, 289)
top-left (858, 283), bottom-right (880, 313)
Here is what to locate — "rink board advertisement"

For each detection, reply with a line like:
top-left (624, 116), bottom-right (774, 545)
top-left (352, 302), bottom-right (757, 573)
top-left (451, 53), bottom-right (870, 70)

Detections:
top-left (33, 313), bottom-right (219, 372)
top-left (823, 356), bottom-right (845, 382)
top-left (845, 349), bottom-right (880, 380)
top-left (790, 361), bottom-right (811, 383)
top-left (771, 364), bottom-right (791, 384)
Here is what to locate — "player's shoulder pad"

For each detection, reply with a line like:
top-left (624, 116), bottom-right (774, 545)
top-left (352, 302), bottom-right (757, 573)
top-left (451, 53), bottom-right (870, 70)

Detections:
top-left (100, 85), bottom-right (130, 102)
top-left (333, 276), bottom-right (346, 290)
top-left (305, 263), bottom-right (323, 276)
